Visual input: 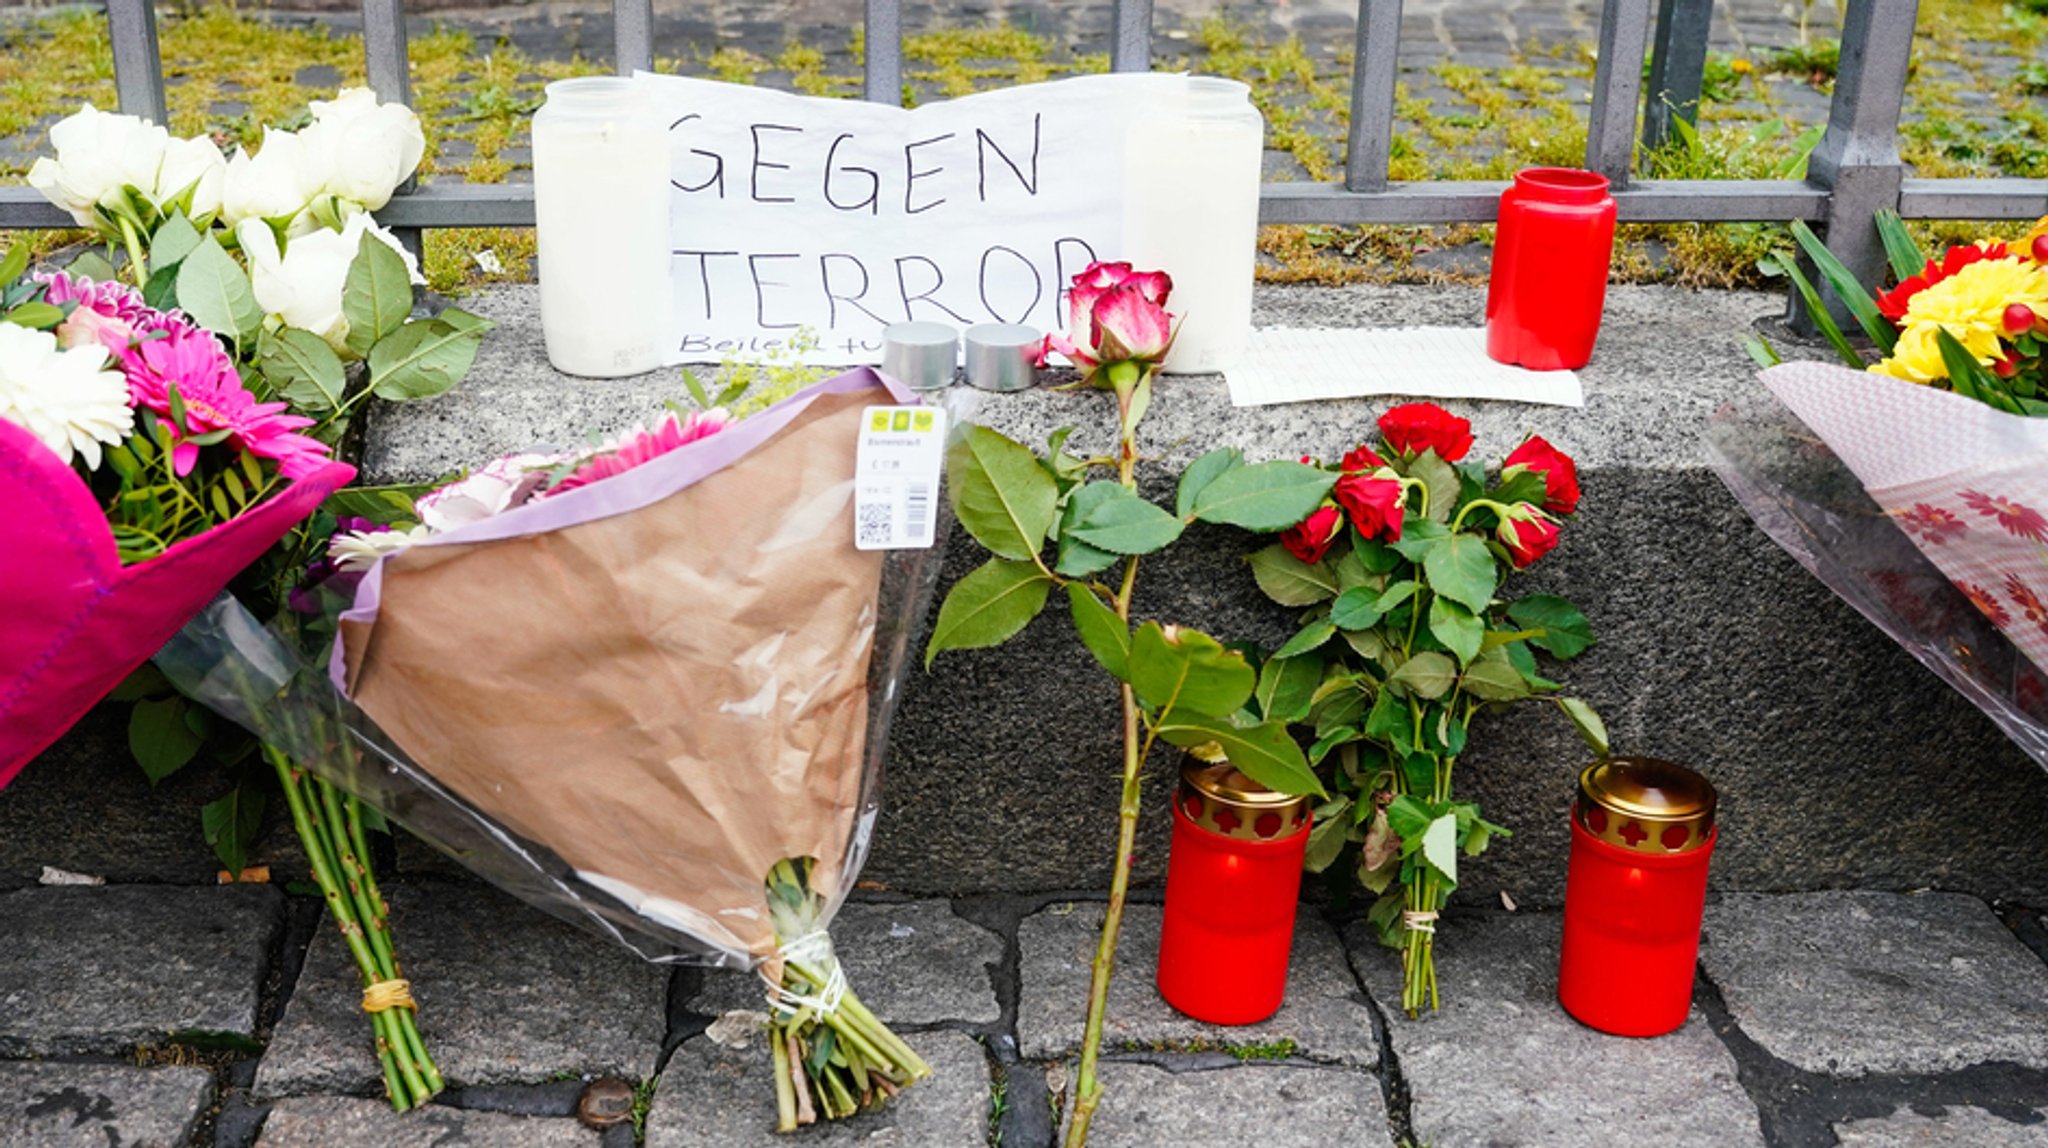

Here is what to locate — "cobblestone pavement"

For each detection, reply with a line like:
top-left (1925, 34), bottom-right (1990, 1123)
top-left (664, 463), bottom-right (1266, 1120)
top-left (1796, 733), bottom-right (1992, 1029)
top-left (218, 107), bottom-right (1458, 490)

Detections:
top-left (6, 877), bottom-right (2048, 1147)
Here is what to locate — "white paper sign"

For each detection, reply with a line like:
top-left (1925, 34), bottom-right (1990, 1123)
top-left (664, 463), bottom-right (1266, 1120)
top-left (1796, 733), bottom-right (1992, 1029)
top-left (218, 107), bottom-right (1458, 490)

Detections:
top-left (1227, 327), bottom-right (1586, 408)
top-left (640, 72), bottom-right (1187, 364)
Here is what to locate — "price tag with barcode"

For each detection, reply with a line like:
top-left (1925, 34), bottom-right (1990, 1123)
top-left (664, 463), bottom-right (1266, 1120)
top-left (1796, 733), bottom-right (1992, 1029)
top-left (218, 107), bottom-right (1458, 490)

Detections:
top-left (853, 406), bottom-right (947, 550)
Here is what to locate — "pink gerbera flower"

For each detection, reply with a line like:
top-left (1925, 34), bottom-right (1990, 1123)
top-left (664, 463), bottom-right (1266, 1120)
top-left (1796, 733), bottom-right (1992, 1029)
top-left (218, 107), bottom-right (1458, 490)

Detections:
top-left (545, 407), bottom-right (731, 496)
top-left (1959, 491), bottom-right (2048, 542)
top-left (1959, 581), bottom-right (2012, 627)
top-left (121, 324), bottom-right (331, 479)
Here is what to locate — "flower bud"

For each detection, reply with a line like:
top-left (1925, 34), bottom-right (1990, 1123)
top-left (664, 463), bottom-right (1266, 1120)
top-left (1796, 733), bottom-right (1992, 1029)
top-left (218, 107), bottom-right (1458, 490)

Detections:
top-left (2035, 234), bottom-right (2048, 265)
top-left (1993, 354), bottom-right (2019, 379)
top-left (2004, 303), bottom-right (2037, 336)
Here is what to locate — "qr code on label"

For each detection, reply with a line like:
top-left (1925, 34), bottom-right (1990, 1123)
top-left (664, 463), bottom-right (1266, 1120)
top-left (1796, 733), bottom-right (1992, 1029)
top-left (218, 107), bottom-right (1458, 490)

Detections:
top-left (856, 503), bottom-right (893, 546)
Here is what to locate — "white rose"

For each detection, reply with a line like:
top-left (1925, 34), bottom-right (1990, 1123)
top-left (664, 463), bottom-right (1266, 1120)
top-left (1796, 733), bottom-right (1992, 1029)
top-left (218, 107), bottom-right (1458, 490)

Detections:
top-left (304, 88), bottom-right (425, 210)
top-left (239, 213), bottom-right (424, 356)
top-left (0, 322), bottom-right (133, 470)
top-left (155, 134), bottom-right (227, 220)
top-left (222, 128), bottom-right (329, 228)
top-left (26, 104), bottom-right (169, 227)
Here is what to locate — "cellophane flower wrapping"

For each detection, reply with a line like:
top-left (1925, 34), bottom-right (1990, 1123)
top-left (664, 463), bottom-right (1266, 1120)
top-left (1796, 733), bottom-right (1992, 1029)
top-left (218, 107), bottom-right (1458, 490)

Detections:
top-left (1705, 360), bottom-right (2048, 767)
top-left (155, 369), bottom-right (950, 971)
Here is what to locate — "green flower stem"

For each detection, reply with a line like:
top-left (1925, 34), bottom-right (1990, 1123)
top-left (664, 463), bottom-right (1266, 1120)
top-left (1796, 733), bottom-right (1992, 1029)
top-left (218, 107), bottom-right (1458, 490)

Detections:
top-left (1449, 498), bottom-right (1516, 532)
top-left (1066, 363), bottom-right (1156, 1148)
top-left (117, 216), bottom-right (148, 287)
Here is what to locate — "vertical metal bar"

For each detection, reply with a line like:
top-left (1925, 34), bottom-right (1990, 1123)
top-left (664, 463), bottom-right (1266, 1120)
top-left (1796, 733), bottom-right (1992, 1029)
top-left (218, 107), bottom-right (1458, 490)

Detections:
top-left (614, 0), bottom-right (654, 75)
top-left (1796, 0), bottom-right (1918, 328)
top-left (361, 0), bottom-right (420, 257)
top-left (1344, 0), bottom-right (1403, 193)
top-left (106, 0), bottom-right (168, 127)
top-left (1641, 0), bottom-right (1712, 153)
top-left (1584, 0), bottom-right (1654, 188)
top-left (1109, 0), bottom-right (1155, 73)
top-left (864, 0), bottom-right (903, 105)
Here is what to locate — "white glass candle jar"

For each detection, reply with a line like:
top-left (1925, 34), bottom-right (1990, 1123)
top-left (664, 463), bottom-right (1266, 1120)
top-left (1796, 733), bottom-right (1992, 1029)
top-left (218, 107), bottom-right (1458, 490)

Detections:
top-left (532, 77), bottom-right (673, 378)
top-left (1122, 77), bottom-right (1264, 375)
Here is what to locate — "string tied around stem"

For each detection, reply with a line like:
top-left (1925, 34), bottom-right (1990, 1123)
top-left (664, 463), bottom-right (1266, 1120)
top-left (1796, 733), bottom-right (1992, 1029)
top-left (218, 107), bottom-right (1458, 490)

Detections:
top-left (1401, 910), bottom-right (1439, 935)
top-left (761, 931), bottom-right (848, 1018)
top-left (362, 978), bottom-right (417, 1014)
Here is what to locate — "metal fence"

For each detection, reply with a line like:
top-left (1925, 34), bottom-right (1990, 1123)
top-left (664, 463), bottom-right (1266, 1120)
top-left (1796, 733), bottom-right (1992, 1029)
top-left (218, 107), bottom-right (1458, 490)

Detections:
top-left (2, 0), bottom-right (2045, 295)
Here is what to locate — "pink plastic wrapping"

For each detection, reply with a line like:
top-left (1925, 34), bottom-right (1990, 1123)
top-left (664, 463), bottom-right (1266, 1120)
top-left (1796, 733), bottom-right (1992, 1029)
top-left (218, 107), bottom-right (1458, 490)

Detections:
top-left (155, 368), bottom-right (951, 968)
top-left (0, 416), bottom-right (356, 787)
top-left (1706, 361), bottom-right (2048, 768)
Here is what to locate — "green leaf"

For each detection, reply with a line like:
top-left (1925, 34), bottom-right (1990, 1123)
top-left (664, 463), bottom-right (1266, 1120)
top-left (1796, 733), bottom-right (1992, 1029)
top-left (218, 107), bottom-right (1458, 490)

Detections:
top-left (1765, 251), bottom-right (1863, 370)
top-left (1190, 460), bottom-right (1339, 530)
top-left (1055, 536), bottom-right (1119, 577)
top-left (129, 697), bottom-right (203, 784)
top-left (1422, 534), bottom-right (1497, 613)
top-left (1384, 794), bottom-right (1434, 842)
top-left (1789, 220), bottom-right (1895, 352)
top-left (0, 240), bottom-right (28, 285)
top-left (1875, 209), bottom-right (1926, 282)
top-left (923, 558), bottom-right (1051, 665)
top-left (1460, 648), bottom-right (1533, 701)
top-left (1247, 544), bottom-right (1339, 606)
top-left (1386, 651), bottom-right (1456, 700)
top-left (1067, 583), bottom-right (1130, 681)
top-left (1389, 517), bottom-right (1447, 562)
top-left (1130, 622), bottom-right (1256, 719)
top-left (175, 235), bottom-right (262, 338)
top-left (260, 328), bottom-right (348, 412)
top-left (1421, 813), bottom-right (1459, 884)
top-left (1272, 619), bottom-right (1336, 659)
top-left (1506, 595), bottom-right (1596, 659)
top-left (1743, 334), bottom-right (1783, 370)
top-left (201, 782), bottom-right (267, 877)
top-left (1505, 641), bottom-right (1562, 690)
top-left (149, 212), bottom-right (203, 270)
top-left (1067, 482), bottom-right (1184, 555)
top-left (1406, 450), bottom-right (1459, 523)
top-left (368, 317), bottom-right (485, 401)
top-left (1255, 654), bottom-right (1322, 724)
top-left (945, 426), bottom-right (1059, 562)
top-left (1362, 688), bottom-right (1412, 756)
top-left (1934, 328), bottom-right (2022, 415)
top-left (1, 301), bottom-right (63, 329)
top-left (1330, 587), bottom-right (1385, 631)
top-left (1489, 467), bottom-right (1550, 510)
top-left (342, 230), bottom-right (415, 356)
top-left (109, 663), bottom-right (170, 702)
top-left (681, 366), bottom-right (712, 408)
top-left (1176, 447), bottom-right (1243, 518)
top-left (66, 250), bottom-right (119, 284)
top-left (1156, 715), bottom-right (1326, 797)
top-left (1304, 799), bottom-right (1354, 873)
top-left (1558, 696), bottom-right (1610, 756)
top-left (1428, 597), bottom-right (1483, 665)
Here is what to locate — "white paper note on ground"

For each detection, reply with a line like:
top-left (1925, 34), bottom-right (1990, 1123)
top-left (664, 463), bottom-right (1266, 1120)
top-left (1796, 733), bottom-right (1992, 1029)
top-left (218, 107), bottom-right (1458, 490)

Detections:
top-left (1226, 327), bottom-right (1584, 408)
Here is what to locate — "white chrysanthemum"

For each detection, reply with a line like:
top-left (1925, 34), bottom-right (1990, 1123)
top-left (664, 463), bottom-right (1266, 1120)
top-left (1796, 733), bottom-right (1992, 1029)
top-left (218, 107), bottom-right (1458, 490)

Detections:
top-left (0, 322), bottom-right (133, 469)
top-left (328, 524), bottom-right (431, 572)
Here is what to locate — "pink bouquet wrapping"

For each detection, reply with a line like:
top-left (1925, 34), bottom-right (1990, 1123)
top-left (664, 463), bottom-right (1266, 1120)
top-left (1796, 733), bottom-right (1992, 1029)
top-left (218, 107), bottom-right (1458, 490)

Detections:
top-left (0, 407), bottom-right (354, 787)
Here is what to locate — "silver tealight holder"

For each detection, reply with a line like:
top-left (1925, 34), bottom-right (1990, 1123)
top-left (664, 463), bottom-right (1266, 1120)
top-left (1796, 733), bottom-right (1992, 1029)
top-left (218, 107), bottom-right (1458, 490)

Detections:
top-left (881, 322), bottom-right (959, 392)
top-left (964, 323), bottom-right (1041, 392)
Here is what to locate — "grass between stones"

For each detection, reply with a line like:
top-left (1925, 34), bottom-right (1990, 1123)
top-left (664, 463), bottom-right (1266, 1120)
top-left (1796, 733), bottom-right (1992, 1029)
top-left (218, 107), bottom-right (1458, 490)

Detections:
top-left (0, 2), bottom-right (2041, 296)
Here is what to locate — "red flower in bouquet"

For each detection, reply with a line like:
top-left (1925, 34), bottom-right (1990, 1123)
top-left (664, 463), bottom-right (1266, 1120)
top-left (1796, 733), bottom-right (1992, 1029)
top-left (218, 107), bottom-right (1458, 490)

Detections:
top-left (1041, 261), bottom-right (1175, 383)
top-left (1498, 511), bottom-right (1561, 568)
top-left (1876, 242), bottom-right (2011, 321)
top-left (1377, 402), bottom-right (1474, 462)
top-left (1960, 581), bottom-right (2012, 627)
top-left (1281, 503), bottom-right (1344, 564)
top-left (1960, 490), bottom-right (2048, 543)
top-left (1502, 435), bottom-right (1580, 515)
top-left (1333, 470), bottom-right (1405, 541)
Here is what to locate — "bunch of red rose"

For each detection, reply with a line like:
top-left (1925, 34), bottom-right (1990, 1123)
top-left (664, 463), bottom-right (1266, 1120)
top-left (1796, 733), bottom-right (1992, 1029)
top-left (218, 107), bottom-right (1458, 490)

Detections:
top-left (1279, 401), bottom-right (1579, 570)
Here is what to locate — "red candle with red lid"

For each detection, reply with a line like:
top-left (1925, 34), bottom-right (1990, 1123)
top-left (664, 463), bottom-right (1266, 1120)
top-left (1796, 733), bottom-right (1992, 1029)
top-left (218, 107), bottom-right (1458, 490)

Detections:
top-left (1156, 750), bottom-right (1311, 1025)
top-left (1557, 756), bottom-right (1718, 1037)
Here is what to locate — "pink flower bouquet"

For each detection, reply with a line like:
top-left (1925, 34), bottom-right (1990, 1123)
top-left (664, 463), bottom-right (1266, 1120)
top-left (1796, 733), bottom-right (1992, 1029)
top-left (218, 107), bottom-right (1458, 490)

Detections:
top-left (0, 261), bottom-right (352, 786)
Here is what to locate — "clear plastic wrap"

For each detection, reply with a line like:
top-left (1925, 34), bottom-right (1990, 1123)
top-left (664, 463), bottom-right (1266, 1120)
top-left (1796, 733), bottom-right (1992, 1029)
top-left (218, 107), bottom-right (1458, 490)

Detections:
top-left (1704, 363), bottom-right (2048, 769)
top-left (155, 369), bottom-right (951, 970)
